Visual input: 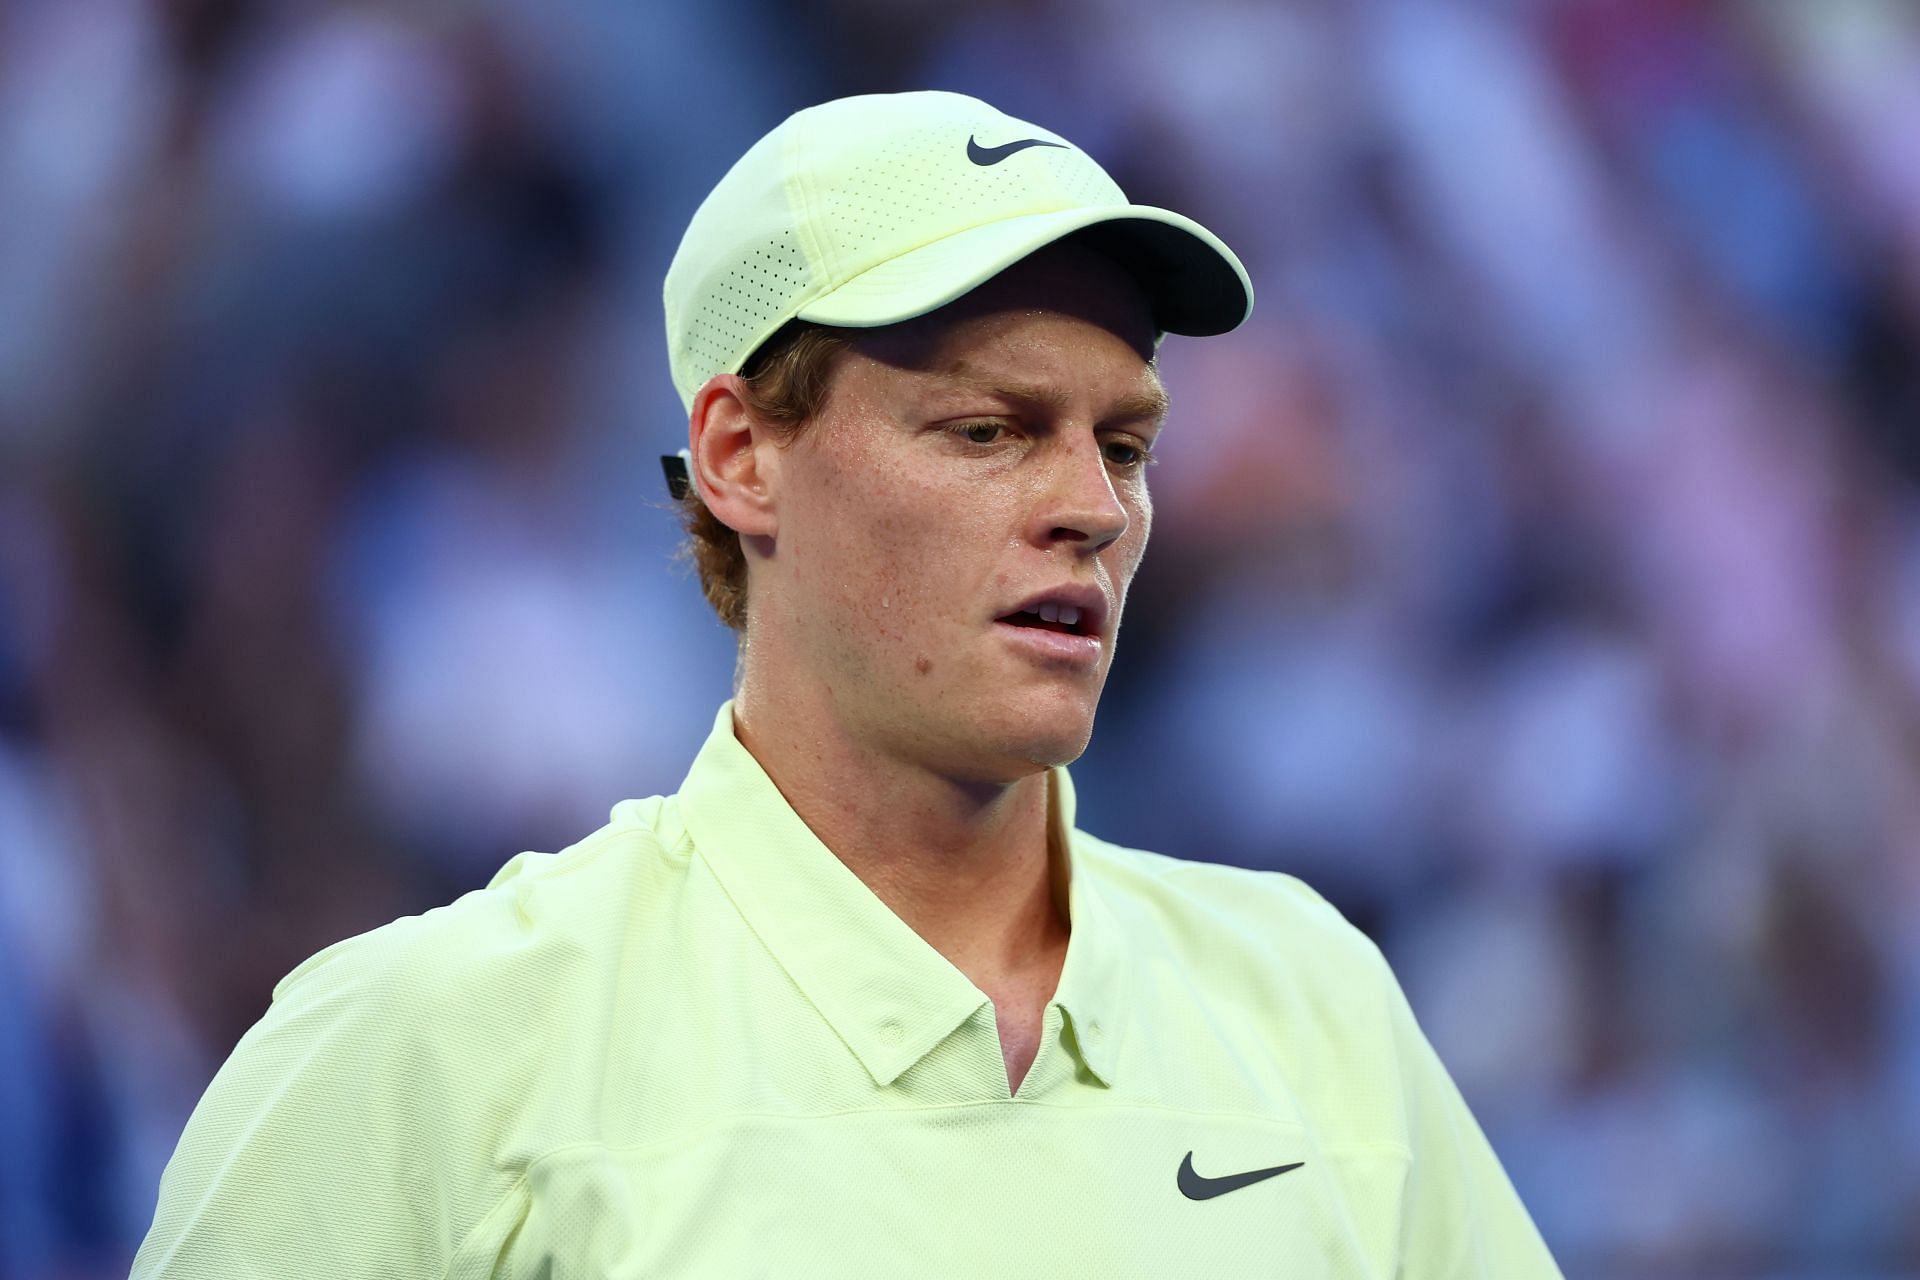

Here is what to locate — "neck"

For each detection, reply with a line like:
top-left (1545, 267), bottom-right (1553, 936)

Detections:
top-left (730, 666), bottom-right (1070, 988)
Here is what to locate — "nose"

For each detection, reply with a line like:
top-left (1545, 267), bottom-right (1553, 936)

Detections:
top-left (1028, 432), bottom-right (1130, 554)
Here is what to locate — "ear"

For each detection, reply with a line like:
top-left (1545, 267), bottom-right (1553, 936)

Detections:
top-left (687, 374), bottom-right (779, 540)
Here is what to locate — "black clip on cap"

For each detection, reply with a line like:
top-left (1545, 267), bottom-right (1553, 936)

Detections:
top-left (661, 453), bottom-right (691, 501)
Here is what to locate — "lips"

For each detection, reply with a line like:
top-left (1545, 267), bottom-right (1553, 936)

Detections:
top-left (995, 584), bottom-right (1110, 639)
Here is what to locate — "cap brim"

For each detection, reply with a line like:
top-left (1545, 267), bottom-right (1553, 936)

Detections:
top-left (793, 205), bottom-right (1252, 339)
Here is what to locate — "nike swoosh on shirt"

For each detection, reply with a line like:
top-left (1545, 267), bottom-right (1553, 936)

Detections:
top-left (966, 135), bottom-right (1069, 166)
top-left (1177, 1152), bottom-right (1306, 1201)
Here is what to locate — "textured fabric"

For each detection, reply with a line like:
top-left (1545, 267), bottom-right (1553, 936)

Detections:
top-left (660, 90), bottom-right (1252, 410)
top-left (131, 701), bottom-right (1562, 1278)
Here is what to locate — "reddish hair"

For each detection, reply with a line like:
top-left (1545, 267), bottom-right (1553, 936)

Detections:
top-left (676, 323), bottom-right (853, 631)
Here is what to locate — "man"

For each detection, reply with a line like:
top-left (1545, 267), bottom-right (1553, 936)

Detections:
top-left (133, 91), bottom-right (1561, 1276)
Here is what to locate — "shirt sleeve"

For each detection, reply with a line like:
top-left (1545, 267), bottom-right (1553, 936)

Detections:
top-left (1383, 964), bottom-right (1564, 1279)
top-left (128, 927), bottom-right (488, 1280)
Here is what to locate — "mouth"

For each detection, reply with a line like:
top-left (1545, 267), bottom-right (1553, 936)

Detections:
top-left (995, 584), bottom-right (1110, 639)
top-left (993, 586), bottom-right (1110, 668)
top-left (996, 602), bottom-right (1095, 637)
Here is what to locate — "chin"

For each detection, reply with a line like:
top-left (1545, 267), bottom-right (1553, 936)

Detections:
top-left (891, 658), bottom-right (1108, 780)
top-left (967, 690), bottom-right (1101, 775)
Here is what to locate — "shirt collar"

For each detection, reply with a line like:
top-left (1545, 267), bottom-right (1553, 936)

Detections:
top-left (676, 701), bottom-right (1128, 1089)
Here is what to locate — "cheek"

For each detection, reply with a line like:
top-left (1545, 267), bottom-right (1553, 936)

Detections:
top-left (795, 467), bottom-right (976, 637)
top-left (1113, 486), bottom-right (1153, 593)
top-left (874, 484), bottom-right (998, 615)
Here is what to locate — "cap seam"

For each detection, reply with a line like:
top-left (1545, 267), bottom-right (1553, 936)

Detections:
top-left (781, 122), bottom-right (835, 296)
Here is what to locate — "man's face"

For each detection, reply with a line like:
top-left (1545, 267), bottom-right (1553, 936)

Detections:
top-left (755, 243), bottom-right (1164, 781)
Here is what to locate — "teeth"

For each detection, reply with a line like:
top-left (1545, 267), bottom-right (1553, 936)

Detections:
top-left (1059, 605), bottom-right (1081, 628)
top-left (1039, 601), bottom-right (1060, 623)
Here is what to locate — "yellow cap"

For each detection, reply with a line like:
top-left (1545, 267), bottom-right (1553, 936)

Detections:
top-left (663, 90), bottom-right (1253, 412)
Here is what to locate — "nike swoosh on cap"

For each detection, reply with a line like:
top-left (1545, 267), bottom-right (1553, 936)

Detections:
top-left (1176, 1152), bottom-right (1306, 1201)
top-left (966, 135), bottom-right (1070, 166)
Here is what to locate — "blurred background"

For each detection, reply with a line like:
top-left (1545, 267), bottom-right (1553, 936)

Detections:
top-left (2, 0), bottom-right (1918, 1275)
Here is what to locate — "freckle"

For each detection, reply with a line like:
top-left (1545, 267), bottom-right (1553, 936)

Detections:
top-left (915, 656), bottom-right (933, 675)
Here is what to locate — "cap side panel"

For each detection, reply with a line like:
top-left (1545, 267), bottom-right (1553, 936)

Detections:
top-left (781, 121), bottom-right (835, 296)
top-left (667, 118), bottom-right (823, 410)
top-left (670, 223), bottom-right (814, 412)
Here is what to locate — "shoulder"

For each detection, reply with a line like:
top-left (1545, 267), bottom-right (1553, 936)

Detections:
top-left (1072, 831), bottom-right (1443, 1151)
top-left (133, 806), bottom-right (681, 1276)
top-left (1071, 828), bottom-right (1411, 1084)
top-left (1071, 829), bottom-right (1392, 988)
top-left (270, 797), bottom-right (686, 1059)
top-left (133, 803), bottom-right (691, 1276)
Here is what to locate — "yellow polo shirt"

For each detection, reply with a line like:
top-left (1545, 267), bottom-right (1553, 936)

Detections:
top-left (132, 701), bottom-right (1561, 1277)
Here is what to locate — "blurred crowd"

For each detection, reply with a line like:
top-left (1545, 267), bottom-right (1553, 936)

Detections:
top-left (2, 0), bottom-right (1918, 1275)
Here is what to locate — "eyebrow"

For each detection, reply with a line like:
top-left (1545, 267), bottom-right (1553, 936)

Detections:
top-left (928, 362), bottom-right (1170, 426)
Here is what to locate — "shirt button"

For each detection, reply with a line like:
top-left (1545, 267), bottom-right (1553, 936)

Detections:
top-left (1087, 1020), bottom-right (1102, 1037)
top-left (880, 1020), bottom-right (903, 1043)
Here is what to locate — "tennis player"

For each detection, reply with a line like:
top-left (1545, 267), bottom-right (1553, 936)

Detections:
top-left (131, 91), bottom-right (1562, 1276)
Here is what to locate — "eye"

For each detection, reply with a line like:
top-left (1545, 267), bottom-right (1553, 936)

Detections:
top-left (951, 421), bottom-right (1006, 445)
top-left (1102, 438), bottom-right (1156, 469)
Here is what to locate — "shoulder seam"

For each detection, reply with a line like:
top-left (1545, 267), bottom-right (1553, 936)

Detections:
top-left (442, 1171), bottom-right (531, 1280)
top-left (1078, 833), bottom-right (1329, 900)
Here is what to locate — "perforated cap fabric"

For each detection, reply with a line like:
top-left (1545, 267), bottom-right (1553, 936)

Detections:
top-left (662, 91), bottom-right (1254, 411)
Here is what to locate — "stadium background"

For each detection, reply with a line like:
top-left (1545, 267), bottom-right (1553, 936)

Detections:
top-left (3, 0), bottom-right (1919, 1275)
